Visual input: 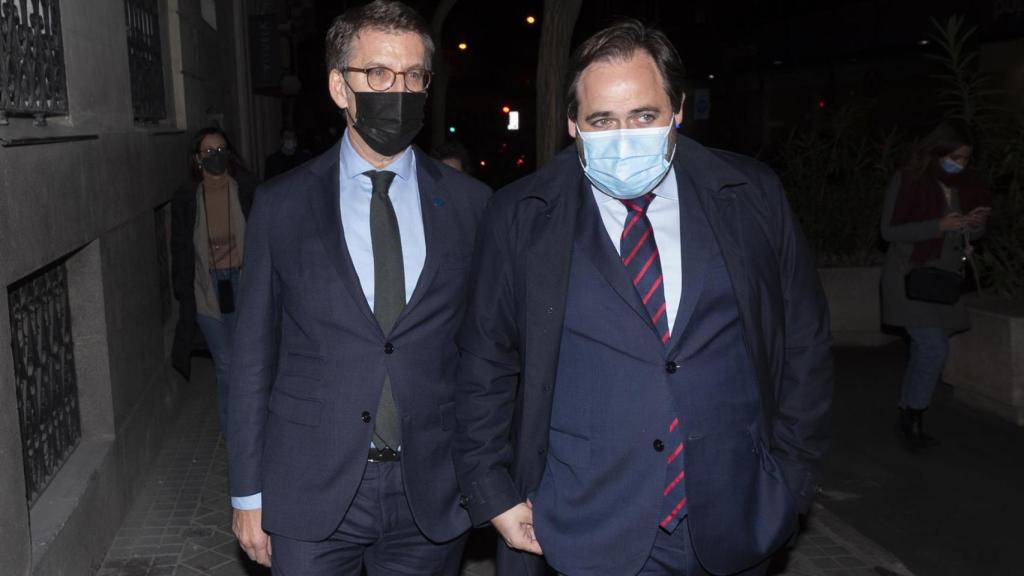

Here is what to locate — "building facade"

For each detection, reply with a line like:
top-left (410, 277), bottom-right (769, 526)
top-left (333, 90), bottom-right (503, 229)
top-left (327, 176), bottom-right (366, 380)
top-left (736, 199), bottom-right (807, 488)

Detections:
top-left (0, 1), bottom-right (275, 573)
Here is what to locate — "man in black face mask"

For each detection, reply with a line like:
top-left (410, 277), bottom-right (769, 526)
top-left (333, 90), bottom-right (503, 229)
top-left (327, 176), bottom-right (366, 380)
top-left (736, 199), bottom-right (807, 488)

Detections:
top-left (226, 1), bottom-right (491, 574)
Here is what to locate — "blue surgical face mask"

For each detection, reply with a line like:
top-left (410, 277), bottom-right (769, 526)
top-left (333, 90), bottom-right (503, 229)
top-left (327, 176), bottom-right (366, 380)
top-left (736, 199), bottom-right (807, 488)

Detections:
top-left (576, 125), bottom-right (675, 199)
top-left (940, 157), bottom-right (964, 175)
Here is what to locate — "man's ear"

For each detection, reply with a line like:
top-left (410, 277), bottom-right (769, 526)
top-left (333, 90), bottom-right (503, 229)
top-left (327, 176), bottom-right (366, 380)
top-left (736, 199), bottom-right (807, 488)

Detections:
top-left (329, 69), bottom-right (349, 110)
top-left (674, 93), bottom-right (686, 127)
top-left (567, 116), bottom-right (578, 139)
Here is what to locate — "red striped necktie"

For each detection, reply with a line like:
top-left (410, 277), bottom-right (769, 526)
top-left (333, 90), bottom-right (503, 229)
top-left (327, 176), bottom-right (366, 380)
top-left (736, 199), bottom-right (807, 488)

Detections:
top-left (619, 193), bottom-right (687, 531)
top-left (619, 193), bottom-right (670, 345)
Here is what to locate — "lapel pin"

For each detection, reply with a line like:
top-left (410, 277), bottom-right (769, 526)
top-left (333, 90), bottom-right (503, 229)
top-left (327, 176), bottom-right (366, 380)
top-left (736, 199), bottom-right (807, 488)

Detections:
top-left (432, 197), bottom-right (446, 207)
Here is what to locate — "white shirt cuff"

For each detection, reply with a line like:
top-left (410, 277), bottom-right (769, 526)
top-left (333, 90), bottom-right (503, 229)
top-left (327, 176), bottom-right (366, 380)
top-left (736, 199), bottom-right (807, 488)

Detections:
top-left (231, 493), bottom-right (262, 510)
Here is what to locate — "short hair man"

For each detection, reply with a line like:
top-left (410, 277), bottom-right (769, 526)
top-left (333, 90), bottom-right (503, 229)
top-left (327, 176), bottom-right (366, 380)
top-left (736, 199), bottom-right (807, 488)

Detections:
top-left (433, 140), bottom-right (470, 173)
top-left (264, 127), bottom-right (312, 179)
top-left (453, 19), bottom-right (833, 576)
top-left (228, 2), bottom-right (490, 573)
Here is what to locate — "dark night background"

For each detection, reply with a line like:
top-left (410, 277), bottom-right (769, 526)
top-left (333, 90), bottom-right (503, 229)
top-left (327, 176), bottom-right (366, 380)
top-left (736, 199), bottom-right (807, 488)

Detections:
top-left (259, 0), bottom-right (1024, 189)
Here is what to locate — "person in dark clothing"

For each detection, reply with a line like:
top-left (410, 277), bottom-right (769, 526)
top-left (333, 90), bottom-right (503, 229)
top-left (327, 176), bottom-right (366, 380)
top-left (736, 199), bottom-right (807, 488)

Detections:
top-left (263, 127), bottom-right (312, 179)
top-left (433, 140), bottom-right (471, 173)
top-left (227, 2), bottom-right (490, 573)
top-left (453, 18), bottom-right (832, 576)
top-left (171, 126), bottom-right (258, 432)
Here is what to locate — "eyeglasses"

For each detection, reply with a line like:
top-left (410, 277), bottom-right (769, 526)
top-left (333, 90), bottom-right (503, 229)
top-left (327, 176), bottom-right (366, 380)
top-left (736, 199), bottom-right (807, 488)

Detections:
top-left (342, 66), bottom-right (432, 92)
top-left (199, 146), bottom-right (229, 158)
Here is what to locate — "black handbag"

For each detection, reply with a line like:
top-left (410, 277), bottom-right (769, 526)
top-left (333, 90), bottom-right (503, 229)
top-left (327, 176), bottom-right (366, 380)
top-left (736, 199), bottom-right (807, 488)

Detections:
top-left (904, 266), bottom-right (962, 305)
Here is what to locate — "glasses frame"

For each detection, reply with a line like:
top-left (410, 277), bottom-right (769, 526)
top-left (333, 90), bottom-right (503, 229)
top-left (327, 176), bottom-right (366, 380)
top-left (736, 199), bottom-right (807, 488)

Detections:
top-left (342, 66), bottom-right (432, 93)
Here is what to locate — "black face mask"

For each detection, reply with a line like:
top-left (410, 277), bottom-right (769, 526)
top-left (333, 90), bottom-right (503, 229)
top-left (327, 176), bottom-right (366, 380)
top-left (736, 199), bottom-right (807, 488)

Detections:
top-left (201, 151), bottom-right (229, 176)
top-left (350, 91), bottom-right (426, 157)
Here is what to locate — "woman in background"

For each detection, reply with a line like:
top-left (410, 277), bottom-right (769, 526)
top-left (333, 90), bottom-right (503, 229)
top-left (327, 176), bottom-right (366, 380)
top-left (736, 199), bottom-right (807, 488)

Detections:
top-left (880, 120), bottom-right (991, 451)
top-left (171, 127), bottom-right (257, 433)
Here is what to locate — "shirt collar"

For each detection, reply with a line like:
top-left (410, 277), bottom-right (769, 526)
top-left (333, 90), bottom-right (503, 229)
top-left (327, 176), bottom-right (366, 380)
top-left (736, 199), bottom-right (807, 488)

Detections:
top-left (593, 167), bottom-right (679, 205)
top-left (339, 129), bottom-right (416, 183)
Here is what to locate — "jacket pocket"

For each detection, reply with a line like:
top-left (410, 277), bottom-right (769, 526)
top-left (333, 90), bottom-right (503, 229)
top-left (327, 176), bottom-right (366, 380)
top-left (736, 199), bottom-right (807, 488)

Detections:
top-left (268, 388), bottom-right (323, 426)
top-left (548, 428), bottom-right (591, 468)
top-left (280, 350), bottom-right (324, 381)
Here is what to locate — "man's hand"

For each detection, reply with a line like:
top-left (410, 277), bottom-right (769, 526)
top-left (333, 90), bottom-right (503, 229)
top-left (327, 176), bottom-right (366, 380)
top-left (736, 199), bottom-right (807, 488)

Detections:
top-left (233, 508), bottom-right (272, 567)
top-left (491, 500), bottom-right (543, 556)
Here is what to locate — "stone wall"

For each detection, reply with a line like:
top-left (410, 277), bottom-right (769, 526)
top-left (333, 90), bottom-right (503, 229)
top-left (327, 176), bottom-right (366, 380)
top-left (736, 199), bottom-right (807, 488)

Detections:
top-left (0, 1), bottom-right (256, 574)
top-left (945, 298), bottom-right (1024, 427)
top-left (818, 267), bottom-right (898, 347)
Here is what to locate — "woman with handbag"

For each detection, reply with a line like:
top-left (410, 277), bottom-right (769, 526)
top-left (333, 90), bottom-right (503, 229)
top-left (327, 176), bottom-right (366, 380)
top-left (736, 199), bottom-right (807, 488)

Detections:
top-left (880, 120), bottom-right (991, 451)
top-left (171, 127), bottom-right (257, 434)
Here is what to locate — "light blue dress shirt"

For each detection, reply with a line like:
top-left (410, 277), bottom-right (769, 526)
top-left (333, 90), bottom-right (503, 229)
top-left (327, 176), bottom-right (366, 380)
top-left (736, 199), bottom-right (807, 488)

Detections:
top-left (592, 168), bottom-right (682, 334)
top-left (337, 130), bottom-right (426, 308)
top-left (232, 131), bottom-right (426, 511)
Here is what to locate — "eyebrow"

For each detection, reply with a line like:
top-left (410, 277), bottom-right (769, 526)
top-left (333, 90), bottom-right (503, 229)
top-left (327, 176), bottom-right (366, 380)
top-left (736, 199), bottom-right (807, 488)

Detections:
top-left (583, 106), bottom-right (662, 124)
top-left (357, 61), bottom-right (429, 70)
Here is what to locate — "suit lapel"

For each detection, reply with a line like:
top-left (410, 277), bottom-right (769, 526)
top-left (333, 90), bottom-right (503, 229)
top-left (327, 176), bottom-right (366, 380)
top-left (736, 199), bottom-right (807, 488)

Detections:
top-left (392, 151), bottom-right (446, 330)
top-left (667, 169), bottom-right (714, 349)
top-left (309, 148), bottom-right (380, 332)
top-left (574, 179), bottom-right (653, 332)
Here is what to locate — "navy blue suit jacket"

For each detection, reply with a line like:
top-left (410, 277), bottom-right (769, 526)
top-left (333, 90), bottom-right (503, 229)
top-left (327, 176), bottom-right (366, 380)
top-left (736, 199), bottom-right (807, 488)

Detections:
top-left (227, 142), bottom-right (490, 542)
top-left (453, 138), bottom-right (833, 575)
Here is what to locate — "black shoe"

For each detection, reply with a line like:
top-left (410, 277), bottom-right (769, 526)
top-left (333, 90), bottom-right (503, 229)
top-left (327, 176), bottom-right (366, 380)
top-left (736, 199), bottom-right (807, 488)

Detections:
top-left (899, 407), bottom-right (914, 440)
top-left (901, 407), bottom-right (940, 451)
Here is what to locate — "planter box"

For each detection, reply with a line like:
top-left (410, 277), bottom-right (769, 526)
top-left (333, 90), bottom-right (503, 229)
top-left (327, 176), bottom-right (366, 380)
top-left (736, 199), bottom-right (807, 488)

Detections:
top-left (944, 297), bottom-right (1024, 426)
top-left (818, 267), bottom-right (897, 347)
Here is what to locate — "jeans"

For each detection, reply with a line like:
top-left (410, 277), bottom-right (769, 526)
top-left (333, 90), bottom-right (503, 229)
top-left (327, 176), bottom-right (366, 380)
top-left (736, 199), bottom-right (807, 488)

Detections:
top-left (195, 267), bottom-right (240, 433)
top-left (901, 326), bottom-right (950, 410)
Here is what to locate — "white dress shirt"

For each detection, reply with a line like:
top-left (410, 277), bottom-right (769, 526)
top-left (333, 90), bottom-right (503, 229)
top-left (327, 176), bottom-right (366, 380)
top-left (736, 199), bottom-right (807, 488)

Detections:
top-left (591, 168), bottom-right (682, 334)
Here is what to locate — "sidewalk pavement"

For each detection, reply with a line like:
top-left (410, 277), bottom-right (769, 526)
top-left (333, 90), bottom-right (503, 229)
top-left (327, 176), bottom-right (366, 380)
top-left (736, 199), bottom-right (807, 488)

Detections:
top-left (97, 357), bottom-right (914, 576)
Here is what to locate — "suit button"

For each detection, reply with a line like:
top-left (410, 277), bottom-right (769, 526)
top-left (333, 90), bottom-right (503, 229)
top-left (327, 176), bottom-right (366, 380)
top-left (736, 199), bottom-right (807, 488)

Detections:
top-left (459, 495), bottom-right (469, 508)
top-left (384, 342), bottom-right (395, 354)
top-left (361, 411), bottom-right (372, 423)
top-left (665, 361), bottom-right (678, 374)
top-left (653, 439), bottom-right (665, 452)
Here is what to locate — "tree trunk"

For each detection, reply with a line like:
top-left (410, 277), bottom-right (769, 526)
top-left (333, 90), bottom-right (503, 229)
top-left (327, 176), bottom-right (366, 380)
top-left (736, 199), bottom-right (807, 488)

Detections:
top-left (536, 0), bottom-right (582, 167)
top-left (430, 0), bottom-right (458, 151)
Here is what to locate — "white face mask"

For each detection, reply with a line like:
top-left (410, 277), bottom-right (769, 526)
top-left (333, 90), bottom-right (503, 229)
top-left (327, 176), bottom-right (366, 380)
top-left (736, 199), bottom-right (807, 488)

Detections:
top-left (576, 125), bottom-right (675, 199)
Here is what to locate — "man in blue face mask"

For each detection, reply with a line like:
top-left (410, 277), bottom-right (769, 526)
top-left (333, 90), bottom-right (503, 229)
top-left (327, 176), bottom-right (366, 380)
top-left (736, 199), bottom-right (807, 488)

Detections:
top-left (227, 1), bottom-right (491, 574)
top-left (453, 18), bottom-right (834, 576)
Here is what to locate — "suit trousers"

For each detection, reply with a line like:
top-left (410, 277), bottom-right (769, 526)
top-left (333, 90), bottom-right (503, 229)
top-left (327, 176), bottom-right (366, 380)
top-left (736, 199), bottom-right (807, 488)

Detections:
top-left (270, 461), bottom-right (468, 576)
top-left (636, 517), bottom-right (770, 576)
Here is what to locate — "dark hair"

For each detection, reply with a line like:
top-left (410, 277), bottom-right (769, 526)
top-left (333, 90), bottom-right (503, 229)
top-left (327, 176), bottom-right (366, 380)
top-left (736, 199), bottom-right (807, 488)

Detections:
top-left (566, 18), bottom-right (685, 121)
top-left (325, 0), bottom-right (434, 73)
top-left (908, 119), bottom-right (975, 176)
top-left (433, 140), bottom-right (470, 167)
top-left (190, 126), bottom-right (237, 181)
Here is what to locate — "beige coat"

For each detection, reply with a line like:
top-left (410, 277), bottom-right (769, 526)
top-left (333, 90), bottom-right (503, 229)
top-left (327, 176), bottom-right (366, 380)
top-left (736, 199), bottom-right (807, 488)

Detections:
top-left (193, 178), bottom-right (246, 320)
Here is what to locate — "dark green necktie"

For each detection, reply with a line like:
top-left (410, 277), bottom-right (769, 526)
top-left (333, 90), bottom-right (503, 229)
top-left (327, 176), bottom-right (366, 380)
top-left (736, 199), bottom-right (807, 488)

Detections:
top-left (366, 170), bottom-right (403, 449)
